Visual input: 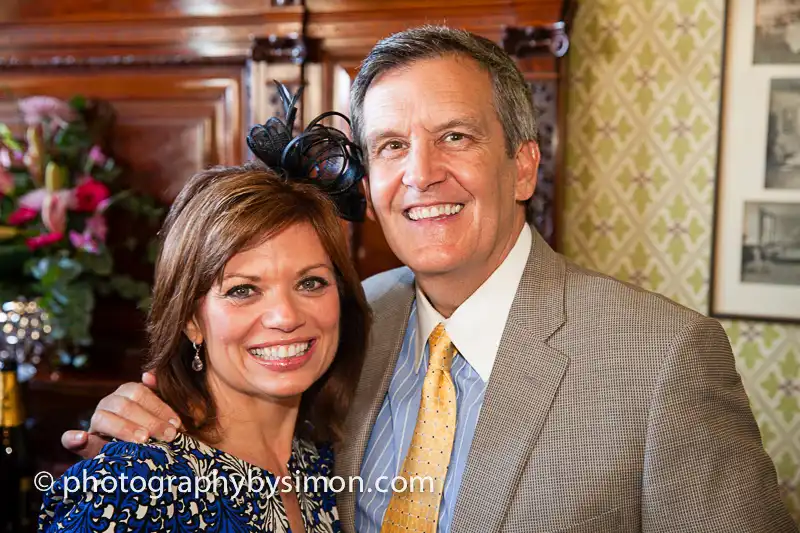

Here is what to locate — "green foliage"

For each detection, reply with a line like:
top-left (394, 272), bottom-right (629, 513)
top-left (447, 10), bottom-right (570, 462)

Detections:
top-left (0, 96), bottom-right (163, 367)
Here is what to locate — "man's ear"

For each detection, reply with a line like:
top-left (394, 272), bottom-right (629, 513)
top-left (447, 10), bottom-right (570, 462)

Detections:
top-left (184, 317), bottom-right (203, 345)
top-left (362, 176), bottom-right (377, 221)
top-left (514, 140), bottom-right (540, 202)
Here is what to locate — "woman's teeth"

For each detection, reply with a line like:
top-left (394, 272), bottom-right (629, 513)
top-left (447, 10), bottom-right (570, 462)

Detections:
top-left (249, 342), bottom-right (311, 360)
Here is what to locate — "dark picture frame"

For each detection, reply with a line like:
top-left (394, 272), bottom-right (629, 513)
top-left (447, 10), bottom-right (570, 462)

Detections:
top-left (711, 0), bottom-right (800, 323)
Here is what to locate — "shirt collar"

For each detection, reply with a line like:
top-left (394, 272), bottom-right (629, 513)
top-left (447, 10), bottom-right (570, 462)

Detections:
top-left (414, 224), bottom-right (532, 382)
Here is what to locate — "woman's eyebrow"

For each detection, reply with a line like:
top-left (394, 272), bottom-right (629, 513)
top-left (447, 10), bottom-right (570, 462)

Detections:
top-left (297, 263), bottom-right (334, 276)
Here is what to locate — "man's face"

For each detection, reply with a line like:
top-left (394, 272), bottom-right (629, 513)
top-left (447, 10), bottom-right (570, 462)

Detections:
top-left (361, 55), bottom-right (538, 284)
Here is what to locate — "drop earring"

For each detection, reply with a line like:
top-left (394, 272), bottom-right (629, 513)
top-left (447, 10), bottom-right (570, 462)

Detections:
top-left (191, 341), bottom-right (204, 372)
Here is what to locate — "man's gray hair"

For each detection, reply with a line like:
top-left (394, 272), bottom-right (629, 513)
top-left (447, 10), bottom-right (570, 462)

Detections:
top-left (349, 25), bottom-right (538, 158)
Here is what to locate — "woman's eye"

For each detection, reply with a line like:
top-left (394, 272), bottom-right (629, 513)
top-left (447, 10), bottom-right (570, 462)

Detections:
top-left (225, 285), bottom-right (255, 299)
top-left (299, 277), bottom-right (329, 292)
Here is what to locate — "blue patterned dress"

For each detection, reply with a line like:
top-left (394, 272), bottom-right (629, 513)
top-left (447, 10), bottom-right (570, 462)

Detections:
top-left (38, 433), bottom-right (340, 532)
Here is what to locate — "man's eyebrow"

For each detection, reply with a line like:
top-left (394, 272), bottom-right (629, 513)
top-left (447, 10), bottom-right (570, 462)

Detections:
top-left (365, 117), bottom-right (485, 147)
top-left (365, 129), bottom-right (404, 148)
top-left (432, 117), bottom-right (485, 133)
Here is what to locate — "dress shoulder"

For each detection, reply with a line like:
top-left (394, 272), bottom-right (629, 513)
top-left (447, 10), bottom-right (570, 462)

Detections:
top-left (39, 433), bottom-right (342, 533)
top-left (38, 435), bottom-right (200, 532)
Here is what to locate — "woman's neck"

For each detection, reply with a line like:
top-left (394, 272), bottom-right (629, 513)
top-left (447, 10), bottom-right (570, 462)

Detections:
top-left (205, 377), bottom-right (301, 473)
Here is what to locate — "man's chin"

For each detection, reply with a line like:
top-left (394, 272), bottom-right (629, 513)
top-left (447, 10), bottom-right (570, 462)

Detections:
top-left (404, 253), bottom-right (467, 278)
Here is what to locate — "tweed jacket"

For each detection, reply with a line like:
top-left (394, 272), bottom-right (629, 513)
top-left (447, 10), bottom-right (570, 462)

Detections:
top-left (334, 228), bottom-right (796, 533)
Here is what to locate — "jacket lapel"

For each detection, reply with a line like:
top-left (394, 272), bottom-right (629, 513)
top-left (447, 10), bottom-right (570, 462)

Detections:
top-left (335, 268), bottom-right (416, 532)
top-left (451, 230), bottom-right (569, 533)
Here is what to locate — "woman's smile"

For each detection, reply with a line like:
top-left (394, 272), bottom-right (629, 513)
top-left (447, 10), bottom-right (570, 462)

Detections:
top-left (247, 338), bottom-right (317, 372)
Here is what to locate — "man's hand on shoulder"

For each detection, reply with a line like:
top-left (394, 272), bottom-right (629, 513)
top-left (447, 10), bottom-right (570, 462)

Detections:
top-left (60, 372), bottom-right (182, 459)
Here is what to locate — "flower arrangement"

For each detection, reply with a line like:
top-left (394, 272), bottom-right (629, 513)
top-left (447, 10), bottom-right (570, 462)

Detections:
top-left (0, 95), bottom-right (163, 368)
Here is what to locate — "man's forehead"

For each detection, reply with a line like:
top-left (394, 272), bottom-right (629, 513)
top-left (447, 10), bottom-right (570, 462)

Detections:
top-left (363, 77), bottom-right (491, 134)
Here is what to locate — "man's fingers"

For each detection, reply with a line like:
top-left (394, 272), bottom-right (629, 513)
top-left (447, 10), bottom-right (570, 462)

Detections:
top-left (142, 372), bottom-right (157, 389)
top-left (112, 382), bottom-right (182, 430)
top-left (61, 379), bottom-right (182, 459)
top-left (61, 430), bottom-right (108, 459)
top-left (95, 395), bottom-right (178, 442)
top-left (61, 430), bottom-right (87, 451)
top-left (89, 409), bottom-right (156, 444)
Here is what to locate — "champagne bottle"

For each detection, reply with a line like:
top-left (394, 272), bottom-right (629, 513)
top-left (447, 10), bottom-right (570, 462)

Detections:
top-left (0, 358), bottom-right (33, 533)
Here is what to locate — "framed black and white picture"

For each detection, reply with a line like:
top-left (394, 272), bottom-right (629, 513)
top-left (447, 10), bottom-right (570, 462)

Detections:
top-left (754, 0), bottom-right (800, 64)
top-left (712, 0), bottom-right (800, 322)
top-left (741, 202), bottom-right (800, 285)
top-left (766, 79), bottom-right (800, 188)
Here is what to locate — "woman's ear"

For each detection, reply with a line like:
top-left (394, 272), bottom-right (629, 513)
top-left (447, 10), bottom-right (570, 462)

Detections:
top-left (184, 317), bottom-right (203, 345)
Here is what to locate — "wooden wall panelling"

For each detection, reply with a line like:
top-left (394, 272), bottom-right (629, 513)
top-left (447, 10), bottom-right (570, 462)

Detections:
top-left (0, 0), bottom-right (303, 66)
top-left (0, 67), bottom-right (245, 200)
top-left (305, 0), bottom-right (566, 53)
top-left (249, 35), bottom-right (306, 129)
top-left (500, 4), bottom-right (576, 248)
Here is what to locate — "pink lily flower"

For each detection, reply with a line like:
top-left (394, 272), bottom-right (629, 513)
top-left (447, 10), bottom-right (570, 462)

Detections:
top-left (0, 168), bottom-right (13, 196)
top-left (7, 206), bottom-right (37, 226)
top-left (86, 212), bottom-right (108, 241)
top-left (41, 193), bottom-right (68, 234)
top-left (88, 146), bottom-right (107, 166)
top-left (18, 96), bottom-right (76, 127)
top-left (69, 230), bottom-right (100, 254)
top-left (26, 232), bottom-right (63, 250)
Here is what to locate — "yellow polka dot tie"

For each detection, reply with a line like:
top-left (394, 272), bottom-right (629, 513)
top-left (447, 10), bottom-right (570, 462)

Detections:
top-left (381, 323), bottom-right (457, 533)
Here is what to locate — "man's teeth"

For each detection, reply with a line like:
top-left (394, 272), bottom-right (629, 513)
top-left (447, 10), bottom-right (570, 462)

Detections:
top-left (249, 342), bottom-right (311, 360)
top-left (407, 204), bottom-right (463, 221)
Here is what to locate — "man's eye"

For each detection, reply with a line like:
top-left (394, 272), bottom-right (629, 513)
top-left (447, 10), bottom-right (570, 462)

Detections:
top-left (445, 132), bottom-right (466, 142)
top-left (226, 285), bottom-right (255, 299)
top-left (380, 141), bottom-right (404, 153)
top-left (299, 277), bottom-right (330, 292)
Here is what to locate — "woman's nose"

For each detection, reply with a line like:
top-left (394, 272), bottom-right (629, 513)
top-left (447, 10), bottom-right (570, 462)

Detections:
top-left (260, 293), bottom-right (305, 332)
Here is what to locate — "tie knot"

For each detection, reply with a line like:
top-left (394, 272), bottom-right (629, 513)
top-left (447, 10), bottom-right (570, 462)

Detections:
top-left (428, 323), bottom-right (456, 371)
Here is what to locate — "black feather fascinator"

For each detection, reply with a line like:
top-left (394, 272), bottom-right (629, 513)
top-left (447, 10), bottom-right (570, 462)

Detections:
top-left (246, 81), bottom-right (367, 222)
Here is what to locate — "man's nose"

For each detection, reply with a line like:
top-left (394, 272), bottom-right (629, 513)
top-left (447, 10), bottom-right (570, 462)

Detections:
top-left (260, 291), bottom-right (305, 332)
top-left (401, 142), bottom-right (445, 191)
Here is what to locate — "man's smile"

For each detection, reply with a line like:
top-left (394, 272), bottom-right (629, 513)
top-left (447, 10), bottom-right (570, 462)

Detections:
top-left (404, 203), bottom-right (464, 221)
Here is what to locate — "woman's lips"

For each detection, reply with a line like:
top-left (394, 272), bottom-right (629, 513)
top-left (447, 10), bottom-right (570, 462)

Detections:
top-left (248, 340), bottom-right (316, 372)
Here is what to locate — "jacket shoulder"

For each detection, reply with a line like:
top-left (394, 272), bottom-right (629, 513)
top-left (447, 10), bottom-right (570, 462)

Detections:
top-left (554, 259), bottom-right (716, 363)
top-left (563, 260), bottom-right (703, 327)
top-left (361, 266), bottom-right (414, 308)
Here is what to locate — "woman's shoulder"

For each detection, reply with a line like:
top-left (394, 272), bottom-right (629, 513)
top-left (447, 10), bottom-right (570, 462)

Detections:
top-left (101, 431), bottom-right (216, 465)
top-left (38, 433), bottom-right (213, 532)
top-left (292, 437), bottom-right (335, 476)
top-left (51, 434), bottom-right (184, 490)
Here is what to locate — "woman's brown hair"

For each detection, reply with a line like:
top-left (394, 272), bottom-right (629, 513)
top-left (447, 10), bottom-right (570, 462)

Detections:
top-left (144, 160), bottom-right (371, 443)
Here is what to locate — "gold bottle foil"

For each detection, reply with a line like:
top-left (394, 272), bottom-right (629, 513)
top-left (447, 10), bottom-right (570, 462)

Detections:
top-left (0, 371), bottom-right (23, 428)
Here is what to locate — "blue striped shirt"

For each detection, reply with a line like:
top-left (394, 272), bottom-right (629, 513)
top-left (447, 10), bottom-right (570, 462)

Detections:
top-left (354, 302), bottom-right (487, 533)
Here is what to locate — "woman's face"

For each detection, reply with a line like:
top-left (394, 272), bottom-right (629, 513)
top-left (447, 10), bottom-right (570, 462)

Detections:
top-left (187, 222), bottom-right (341, 405)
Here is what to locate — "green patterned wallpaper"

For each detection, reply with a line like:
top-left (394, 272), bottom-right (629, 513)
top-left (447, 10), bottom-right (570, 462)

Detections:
top-left (563, 0), bottom-right (800, 520)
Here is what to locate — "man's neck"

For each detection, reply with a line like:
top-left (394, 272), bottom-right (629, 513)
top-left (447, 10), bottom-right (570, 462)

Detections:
top-left (415, 221), bottom-right (525, 317)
